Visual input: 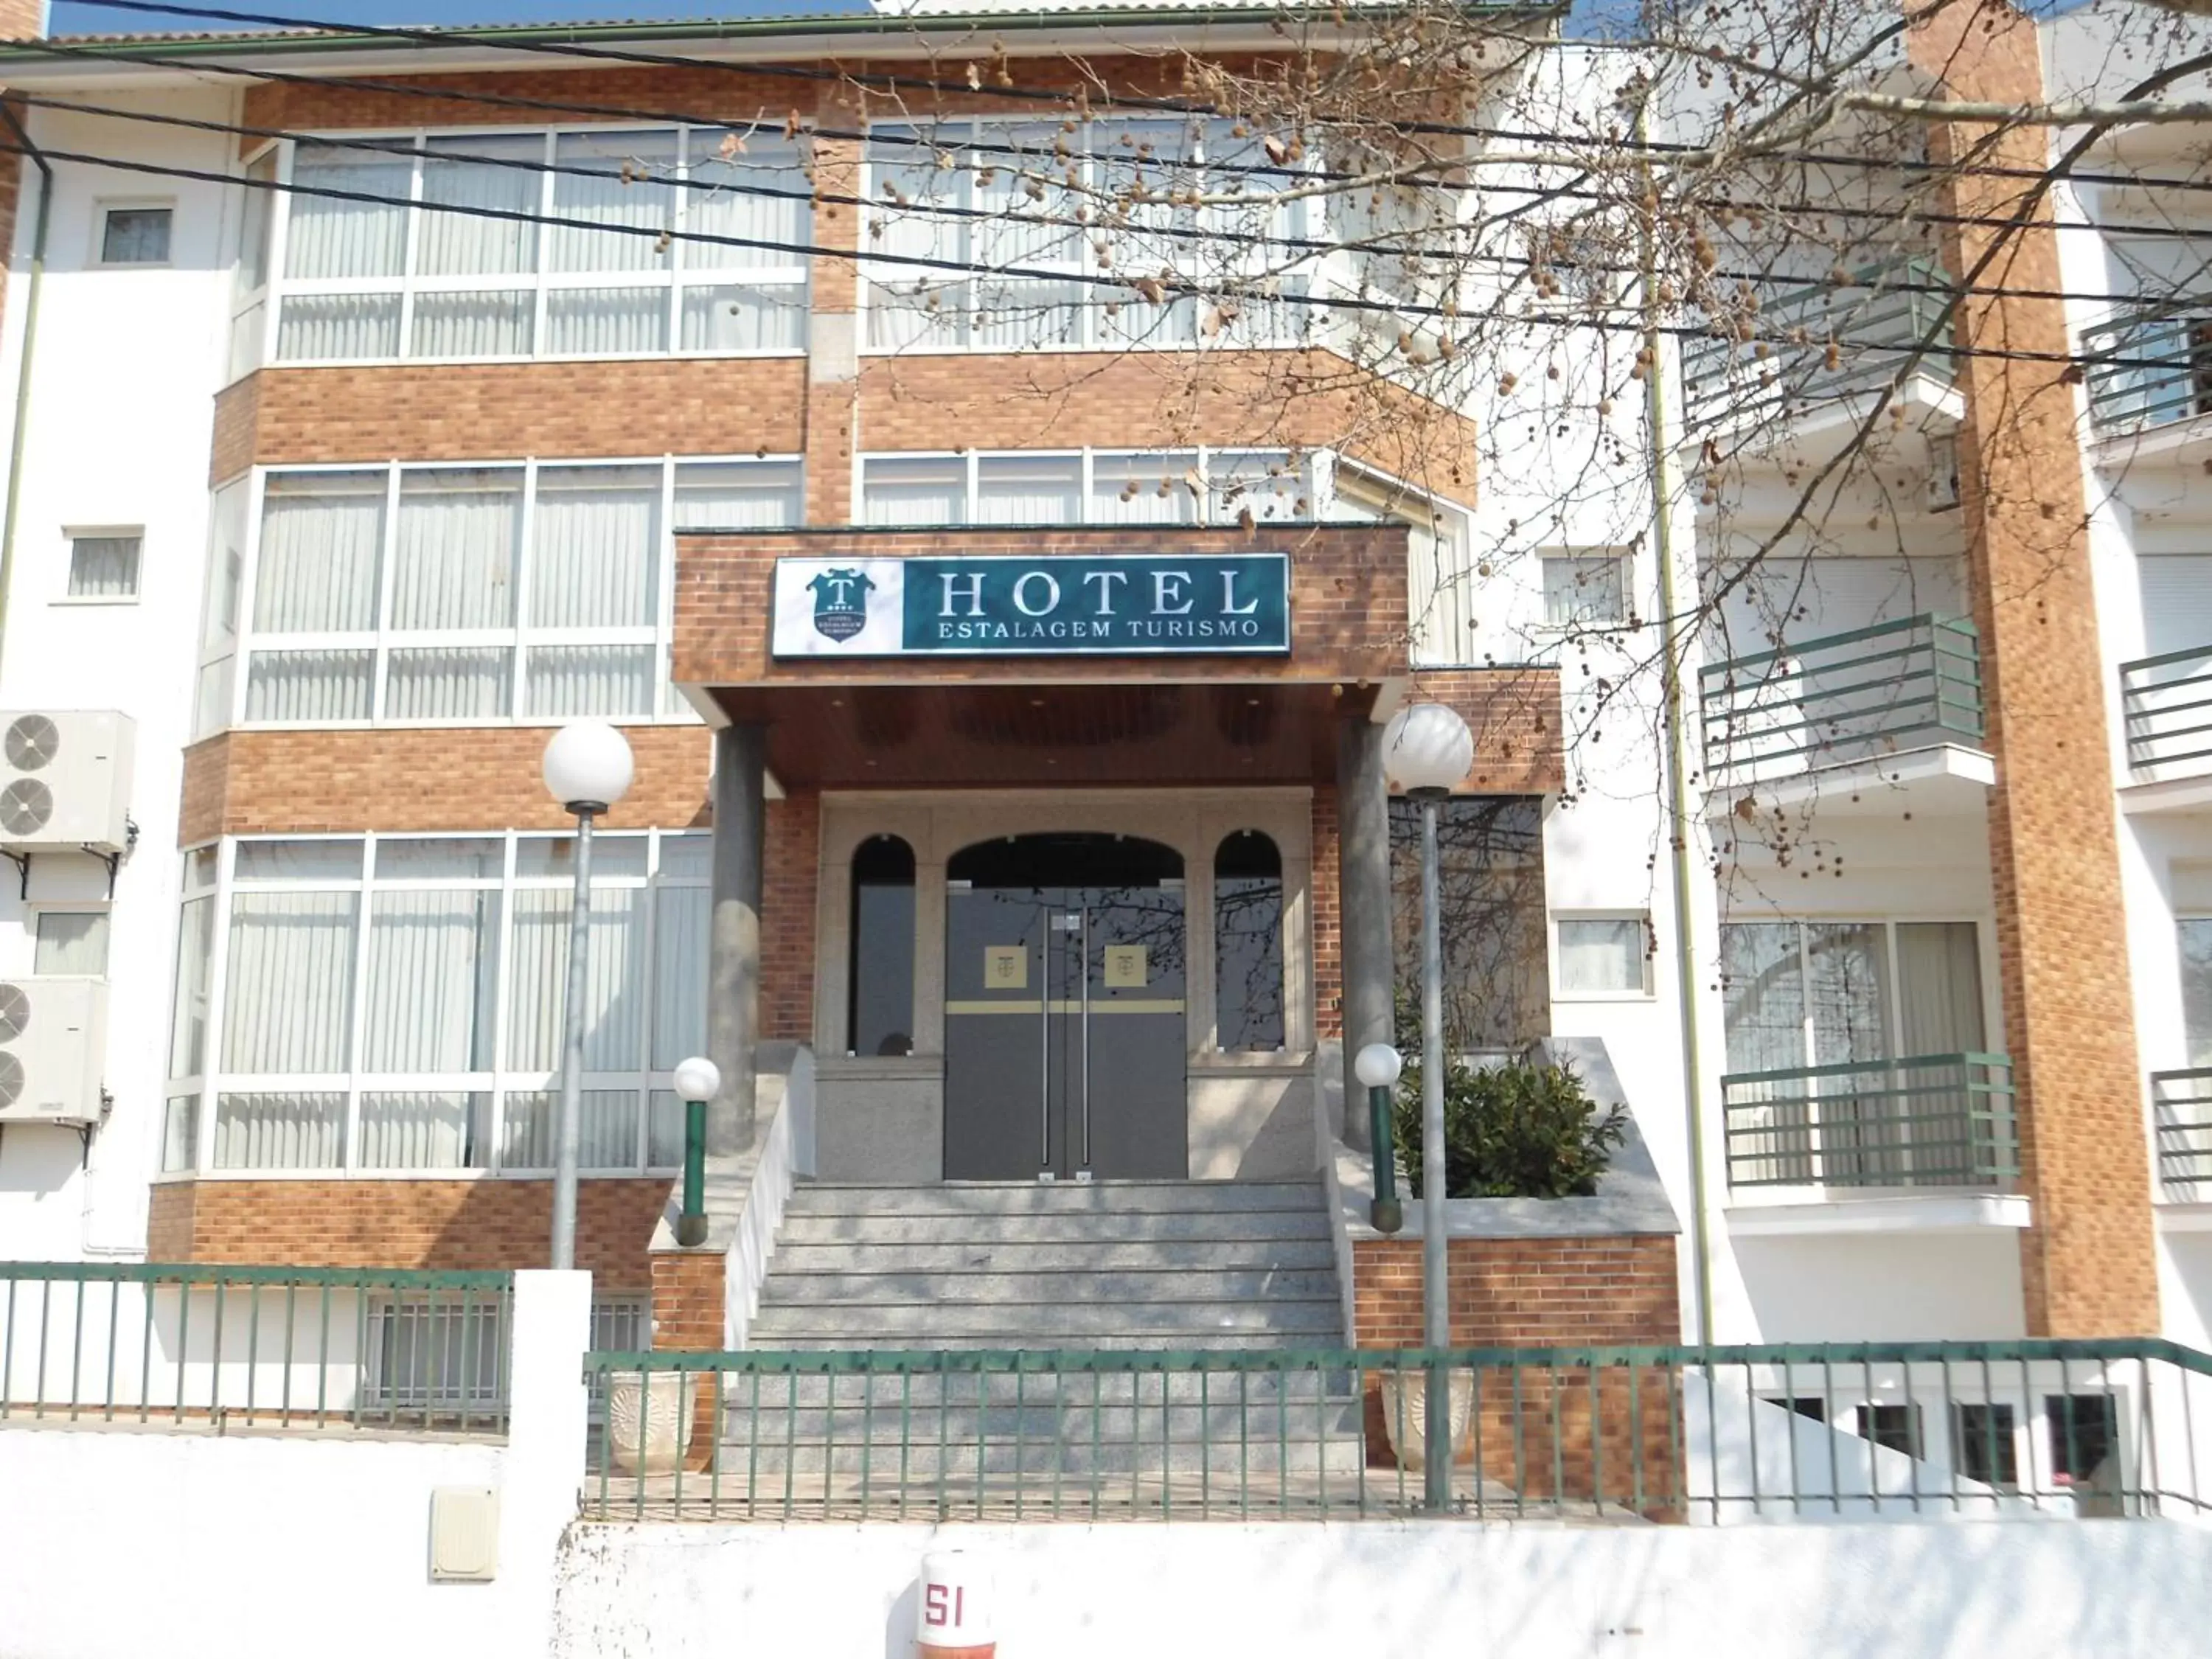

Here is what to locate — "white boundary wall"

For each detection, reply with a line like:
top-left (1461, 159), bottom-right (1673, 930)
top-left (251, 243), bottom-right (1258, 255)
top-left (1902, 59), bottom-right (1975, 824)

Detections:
top-left (0, 1271), bottom-right (588, 1659)
top-left (552, 1518), bottom-right (2212, 1659)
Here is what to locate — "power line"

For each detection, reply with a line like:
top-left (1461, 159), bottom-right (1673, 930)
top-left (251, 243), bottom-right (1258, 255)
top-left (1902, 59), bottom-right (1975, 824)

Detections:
top-left (14, 83), bottom-right (2208, 322)
top-left (35, 0), bottom-right (2212, 196)
top-left (10, 128), bottom-right (2189, 391)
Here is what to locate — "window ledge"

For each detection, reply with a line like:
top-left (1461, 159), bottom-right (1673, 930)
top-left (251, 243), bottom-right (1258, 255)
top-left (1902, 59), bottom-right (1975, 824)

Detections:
top-left (1725, 1190), bottom-right (2031, 1236)
top-left (50, 596), bottom-right (140, 608)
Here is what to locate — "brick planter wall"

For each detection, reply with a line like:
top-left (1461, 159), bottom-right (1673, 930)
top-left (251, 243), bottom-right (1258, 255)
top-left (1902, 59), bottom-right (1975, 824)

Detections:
top-left (1352, 1233), bottom-right (1683, 1516)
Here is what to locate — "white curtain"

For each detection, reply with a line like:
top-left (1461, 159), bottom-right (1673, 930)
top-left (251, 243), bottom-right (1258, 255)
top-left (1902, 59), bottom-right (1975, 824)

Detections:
top-left (1806, 923), bottom-right (1891, 1067)
top-left (550, 131), bottom-right (676, 273)
top-left (1089, 453), bottom-right (1200, 524)
top-left (1895, 922), bottom-right (1985, 1057)
top-left (363, 889), bottom-right (499, 1073)
top-left (524, 646), bottom-right (654, 717)
top-left (286, 150), bottom-right (410, 279)
top-left (1208, 453), bottom-right (1298, 524)
top-left (168, 895), bottom-right (213, 1080)
top-left (672, 462), bottom-right (801, 529)
top-left (2183, 919), bottom-right (2212, 1068)
top-left (385, 647), bottom-right (512, 720)
top-left (651, 886), bottom-right (709, 1068)
top-left (162, 1094), bottom-right (198, 1173)
top-left (417, 135), bottom-right (540, 276)
top-left (500, 1088), bottom-right (639, 1168)
top-left (246, 649), bottom-right (374, 722)
top-left (529, 467), bottom-right (658, 627)
top-left (647, 1090), bottom-right (684, 1168)
top-left (1557, 918), bottom-right (1641, 995)
top-left (257, 473), bottom-right (386, 633)
top-left (546, 287), bottom-right (668, 355)
top-left (685, 138), bottom-right (807, 269)
top-left (34, 912), bottom-right (108, 975)
top-left (974, 456), bottom-right (1079, 524)
top-left (1719, 922), bottom-right (1805, 1076)
top-left (505, 888), bottom-right (645, 1071)
top-left (222, 892), bottom-right (359, 1073)
top-left (67, 536), bottom-right (140, 598)
top-left (411, 291), bottom-right (533, 358)
top-left (392, 468), bottom-right (520, 631)
top-left (276, 293), bottom-right (402, 361)
top-left (358, 1091), bottom-right (487, 1170)
top-left (862, 457), bottom-right (964, 525)
top-left (213, 1092), bottom-right (344, 1169)
top-left (680, 285), bottom-right (804, 351)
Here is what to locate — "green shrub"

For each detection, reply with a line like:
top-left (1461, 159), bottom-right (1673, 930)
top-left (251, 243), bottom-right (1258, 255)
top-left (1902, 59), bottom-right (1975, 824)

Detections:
top-left (1391, 1049), bottom-right (1626, 1200)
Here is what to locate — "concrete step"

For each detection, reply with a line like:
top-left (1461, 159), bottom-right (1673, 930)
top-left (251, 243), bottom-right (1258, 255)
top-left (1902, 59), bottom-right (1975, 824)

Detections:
top-left (785, 1180), bottom-right (1324, 1217)
top-left (719, 1399), bottom-right (1363, 1444)
top-left (775, 1211), bottom-right (1332, 1247)
top-left (767, 1239), bottom-right (1340, 1274)
top-left (759, 1268), bottom-right (1344, 1305)
top-left (740, 1331), bottom-right (1335, 1354)
top-left (725, 1369), bottom-right (1357, 1409)
top-left (714, 1437), bottom-right (1368, 1478)
top-left (749, 1299), bottom-right (1343, 1340)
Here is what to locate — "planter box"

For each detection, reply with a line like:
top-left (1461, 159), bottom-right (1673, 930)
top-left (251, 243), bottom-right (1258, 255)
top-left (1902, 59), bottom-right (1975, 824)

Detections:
top-left (1376, 1368), bottom-right (1474, 1467)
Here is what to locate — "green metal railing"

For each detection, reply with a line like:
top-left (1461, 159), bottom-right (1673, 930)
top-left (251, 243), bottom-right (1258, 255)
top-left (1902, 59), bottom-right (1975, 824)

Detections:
top-left (2080, 306), bottom-right (2212, 435)
top-left (1722, 1052), bottom-right (2019, 1191)
top-left (2121, 645), bottom-right (2212, 779)
top-left (1701, 613), bottom-right (1985, 781)
top-left (577, 1339), bottom-right (2212, 1523)
top-left (1677, 258), bottom-right (1958, 431)
top-left (2154, 1068), bottom-right (2212, 1197)
top-left (0, 1262), bottom-right (514, 1434)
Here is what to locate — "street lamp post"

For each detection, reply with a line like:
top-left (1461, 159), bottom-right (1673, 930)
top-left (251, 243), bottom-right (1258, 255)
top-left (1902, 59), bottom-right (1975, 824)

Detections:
top-left (1353, 1041), bottom-right (1404, 1234)
top-left (673, 1055), bottom-right (721, 1248)
top-left (540, 721), bottom-right (636, 1272)
top-left (1381, 700), bottom-right (1474, 1513)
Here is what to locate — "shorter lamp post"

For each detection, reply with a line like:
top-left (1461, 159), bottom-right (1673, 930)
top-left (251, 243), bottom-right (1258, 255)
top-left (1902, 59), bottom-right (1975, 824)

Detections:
top-left (540, 720), bottom-right (636, 1273)
top-left (673, 1056), bottom-right (721, 1248)
top-left (1382, 700), bottom-right (1475, 1514)
top-left (1354, 1042), bottom-right (1404, 1234)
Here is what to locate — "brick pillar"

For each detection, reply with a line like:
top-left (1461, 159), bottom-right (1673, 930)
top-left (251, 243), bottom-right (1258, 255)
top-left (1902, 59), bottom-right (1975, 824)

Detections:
top-left (803, 118), bottom-right (862, 526)
top-left (1912, 1), bottom-right (2160, 1335)
top-left (1311, 785), bottom-right (1343, 1042)
top-left (648, 1248), bottom-right (726, 1472)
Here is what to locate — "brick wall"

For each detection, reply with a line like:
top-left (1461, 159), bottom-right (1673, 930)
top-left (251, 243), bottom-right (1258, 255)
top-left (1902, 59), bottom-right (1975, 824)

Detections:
top-left (1911, 1), bottom-right (2160, 1336)
top-left (213, 360), bottom-right (807, 472)
top-left (648, 1249), bottom-right (728, 1465)
top-left (178, 726), bottom-right (712, 843)
top-left (1413, 669), bottom-right (1566, 796)
top-left (1312, 785), bottom-right (1341, 1041)
top-left (764, 791), bottom-right (820, 1042)
top-left (674, 525), bottom-right (1412, 688)
top-left (1352, 1233), bottom-right (1682, 1509)
top-left (147, 1177), bottom-right (671, 1290)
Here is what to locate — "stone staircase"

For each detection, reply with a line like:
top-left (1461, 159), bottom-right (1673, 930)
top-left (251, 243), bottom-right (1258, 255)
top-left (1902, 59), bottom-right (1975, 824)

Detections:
top-left (722, 1178), bottom-right (1366, 1481)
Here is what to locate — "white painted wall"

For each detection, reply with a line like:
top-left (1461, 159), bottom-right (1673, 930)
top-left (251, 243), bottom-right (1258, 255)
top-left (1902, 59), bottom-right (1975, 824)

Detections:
top-left (0, 90), bottom-right (240, 1260)
top-left (551, 1516), bottom-right (2212, 1659)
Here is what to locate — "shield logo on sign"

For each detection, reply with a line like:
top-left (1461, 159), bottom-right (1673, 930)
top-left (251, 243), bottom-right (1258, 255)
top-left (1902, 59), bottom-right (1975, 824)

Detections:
top-left (807, 566), bottom-right (875, 642)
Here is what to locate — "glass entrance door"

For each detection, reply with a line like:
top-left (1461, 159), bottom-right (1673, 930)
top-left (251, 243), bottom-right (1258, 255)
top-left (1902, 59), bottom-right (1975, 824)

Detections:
top-left (944, 835), bottom-right (1187, 1180)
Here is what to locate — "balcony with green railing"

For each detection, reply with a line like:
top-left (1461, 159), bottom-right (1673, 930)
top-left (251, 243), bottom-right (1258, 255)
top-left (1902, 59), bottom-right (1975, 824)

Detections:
top-left (2120, 644), bottom-right (2212, 784)
top-left (2080, 304), bottom-right (2212, 437)
top-left (1677, 258), bottom-right (1958, 434)
top-left (1722, 1051), bottom-right (2020, 1192)
top-left (1700, 613), bottom-right (1986, 786)
top-left (2154, 1067), bottom-right (2212, 1198)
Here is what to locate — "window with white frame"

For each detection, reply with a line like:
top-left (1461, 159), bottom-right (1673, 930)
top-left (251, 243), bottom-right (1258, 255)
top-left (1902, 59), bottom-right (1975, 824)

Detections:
top-left (863, 117), bottom-right (1318, 353)
top-left (1540, 549), bottom-right (1631, 630)
top-left (2183, 917), bottom-right (2212, 1068)
top-left (261, 128), bottom-right (808, 366)
top-left (63, 530), bottom-right (142, 600)
top-left (1329, 465), bottom-right (1475, 664)
top-left (97, 203), bottom-right (173, 266)
top-left (161, 830), bottom-right (709, 1177)
top-left (1554, 914), bottom-right (1649, 997)
top-left (203, 456), bottom-right (798, 734)
top-left (858, 450), bottom-right (1307, 527)
top-left (229, 150), bottom-right (277, 381)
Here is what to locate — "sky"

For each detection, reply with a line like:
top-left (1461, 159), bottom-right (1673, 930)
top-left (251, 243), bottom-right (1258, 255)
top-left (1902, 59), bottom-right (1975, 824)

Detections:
top-left (47, 0), bottom-right (874, 34)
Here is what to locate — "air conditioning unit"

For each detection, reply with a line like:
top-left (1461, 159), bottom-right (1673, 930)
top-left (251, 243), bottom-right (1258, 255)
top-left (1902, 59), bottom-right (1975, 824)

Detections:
top-left (0, 978), bottom-right (107, 1124)
top-left (0, 712), bottom-right (133, 852)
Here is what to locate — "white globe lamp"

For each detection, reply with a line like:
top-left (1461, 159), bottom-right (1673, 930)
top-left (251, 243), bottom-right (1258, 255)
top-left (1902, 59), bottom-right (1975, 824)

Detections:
top-left (542, 720), bottom-right (635, 813)
top-left (1353, 1042), bottom-right (1403, 1091)
top-left (674, 1056), bottom-right (722, 1247)
top-left (1382, 702), bottom-right (1473, 799)
top-left (674, 1056), bottom-right (722, 1105)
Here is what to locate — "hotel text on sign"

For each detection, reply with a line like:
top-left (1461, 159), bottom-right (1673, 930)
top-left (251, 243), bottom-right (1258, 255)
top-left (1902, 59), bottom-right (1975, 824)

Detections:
top-left (770, 554), bottom-right (1292, 658)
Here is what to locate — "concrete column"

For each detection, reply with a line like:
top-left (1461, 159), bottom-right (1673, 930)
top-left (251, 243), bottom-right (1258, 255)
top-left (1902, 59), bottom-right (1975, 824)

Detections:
top-left (1338, 713), bottom-right (1394, 1153)
top-left (710, 723), bottom-right (768, 1155)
